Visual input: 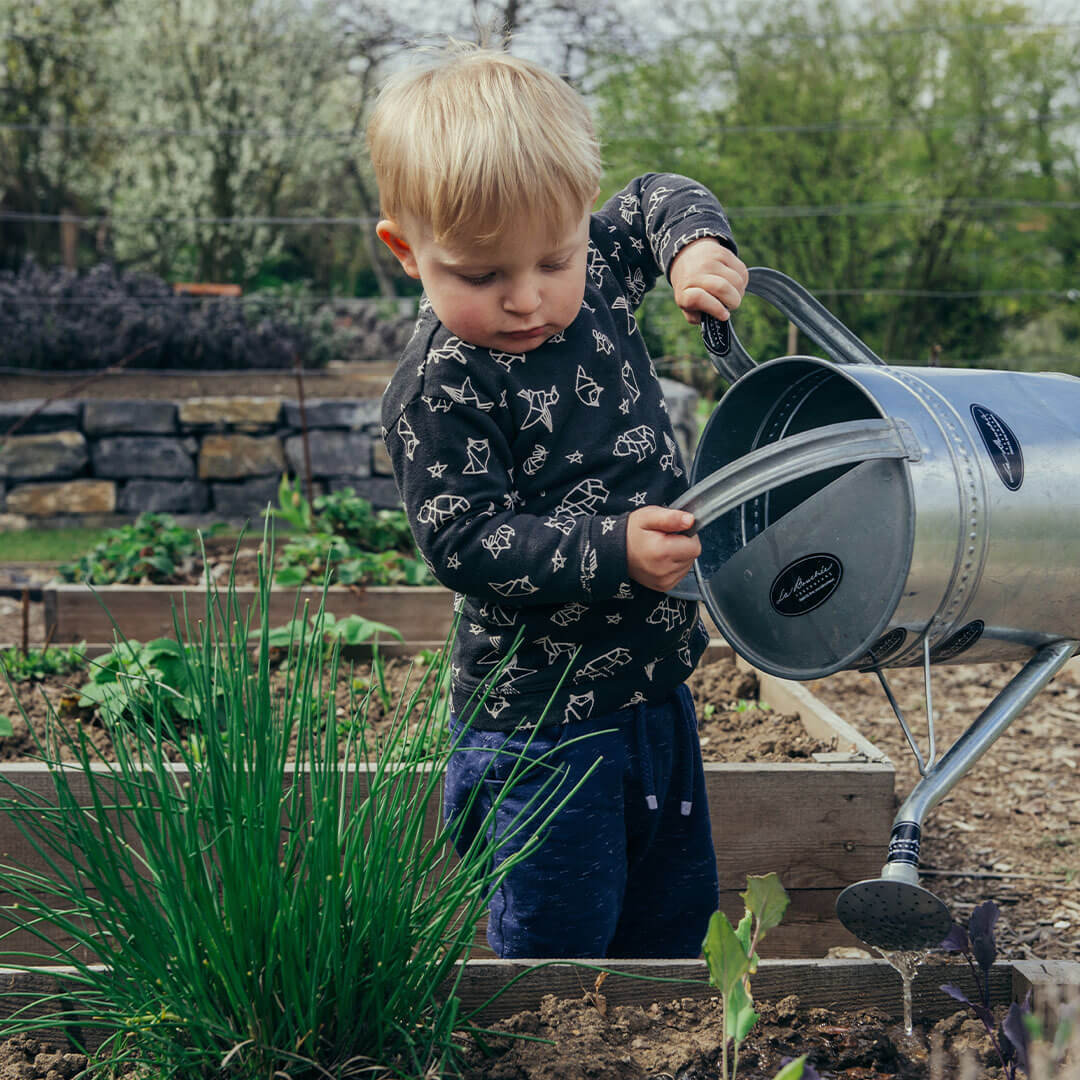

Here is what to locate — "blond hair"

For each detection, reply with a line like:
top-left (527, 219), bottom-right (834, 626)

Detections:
top-left (367, 44), bottom-right (602, 246)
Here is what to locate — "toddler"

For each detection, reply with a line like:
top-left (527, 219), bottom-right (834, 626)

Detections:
top-left (369, 43), bottom-right (747, 958)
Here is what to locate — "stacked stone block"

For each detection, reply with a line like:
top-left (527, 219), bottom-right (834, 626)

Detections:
top-left (0, 378), bottom-right (699, 525)
top-left (0, 395), bottom-right (397, 525)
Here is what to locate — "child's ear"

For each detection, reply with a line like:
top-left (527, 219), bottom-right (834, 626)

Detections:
top-left (376, 219), bottom-right (420, 279)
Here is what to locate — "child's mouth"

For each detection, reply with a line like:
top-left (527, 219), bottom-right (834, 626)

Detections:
top-left (504, 327), bottom-right (548, 342)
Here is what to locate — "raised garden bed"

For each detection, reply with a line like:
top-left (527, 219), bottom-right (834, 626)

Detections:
top-left (0, 645), bottom-right (894, 961)
top-left (3, 956), bottom-right (1078, 1071)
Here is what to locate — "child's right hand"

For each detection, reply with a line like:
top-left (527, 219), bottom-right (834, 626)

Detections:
top-left (626, 506), bottom-right (702, 593)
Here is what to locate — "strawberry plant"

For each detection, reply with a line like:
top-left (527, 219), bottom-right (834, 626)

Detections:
top-left (56, 513), bottom-right (225, 585)
top-left (260, 611), bottom-right (403, 654)
top-left (77, 637), bottom-right (219, 730)
top-left (0, 643), bottom-right (87, 682)
top-left (270, 475), bottom-right (435, 587)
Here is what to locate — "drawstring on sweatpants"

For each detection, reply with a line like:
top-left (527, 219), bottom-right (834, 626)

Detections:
top-left (677, 695), bottom-right (695, 817)
top-left (633, 695), bottom-right (696, 816)
top-left (634, 704), bottom-right (659, 810)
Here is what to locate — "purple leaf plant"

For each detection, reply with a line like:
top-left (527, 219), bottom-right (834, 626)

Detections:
top-left (939, 899), bottom-right (1030, 1077)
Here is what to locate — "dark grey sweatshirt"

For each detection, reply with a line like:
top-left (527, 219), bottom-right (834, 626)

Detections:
top-left (381, 174), bottom-right (737, 730)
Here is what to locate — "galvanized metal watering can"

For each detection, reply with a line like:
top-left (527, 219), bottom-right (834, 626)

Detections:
top-left (672, 268), bottom-right (1080, 950)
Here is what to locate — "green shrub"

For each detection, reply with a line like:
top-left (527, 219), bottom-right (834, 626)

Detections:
top-left (0, 533), bottom-right (591, 1077)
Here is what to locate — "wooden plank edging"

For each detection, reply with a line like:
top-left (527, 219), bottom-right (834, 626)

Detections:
top-left (42, 583), bottom-right (456, 647)
top-left (451, 956), bottom-right (1024, 1023)
top-left (6, 957), bottom-right (1078, 1032)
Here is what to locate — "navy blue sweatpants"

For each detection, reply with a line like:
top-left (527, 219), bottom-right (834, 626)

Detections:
top-left (443, 683), bottom-right (718, 959)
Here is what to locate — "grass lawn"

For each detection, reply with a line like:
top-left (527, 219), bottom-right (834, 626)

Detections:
top-left (0, 527), bottom-right (115, 563)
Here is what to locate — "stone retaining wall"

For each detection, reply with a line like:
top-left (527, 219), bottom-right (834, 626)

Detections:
top-left (0, 378), bottom-right (698, 526)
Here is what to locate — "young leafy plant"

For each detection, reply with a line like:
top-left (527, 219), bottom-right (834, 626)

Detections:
top-left (703, 872), bottom-right (799, 1080)
top-left (939, 899), bottom-right (1031, 1077)
top-left (0, 642), bottom-right (87, 683)
top-left (56, 512), bottom-right (224, 585)
top-left (259, 610), bottom-right (403, 655)
top-left (269, 474), bottom-right (436, 588)
top-left (76, 636), bottom-right (213, 730)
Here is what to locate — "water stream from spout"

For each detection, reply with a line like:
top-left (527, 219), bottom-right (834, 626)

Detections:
top-left (874, 948), bottom-right (930, 1035)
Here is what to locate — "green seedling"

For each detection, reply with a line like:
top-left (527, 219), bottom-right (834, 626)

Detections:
top-left (0, 643), bottom-right (87, 682)
top-left (734, 698), bottom-right (769, 713)
top-left (0, 714), bottom-right (12, 738)
top-left (703, 872), bottom-right (792, 1080)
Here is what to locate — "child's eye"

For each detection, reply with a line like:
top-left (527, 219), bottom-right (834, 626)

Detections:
top-left (541, 260), bottom-right (570, 273)
top-left (459, 273), bottom-right (494, 286)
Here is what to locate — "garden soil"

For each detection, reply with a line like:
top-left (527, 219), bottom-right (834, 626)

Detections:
top-left (0, 650), bottom-right (824, 767)
top-left (0, 997), bottom-right (1015, 1079)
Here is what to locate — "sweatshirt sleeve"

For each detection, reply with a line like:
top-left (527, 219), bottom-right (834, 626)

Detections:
top-left (591, 173), bottom-right (737, 308)
top-left (383, 386), bottom-right (630, 608)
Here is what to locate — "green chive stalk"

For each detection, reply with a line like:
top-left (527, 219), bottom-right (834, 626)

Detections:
top-left (0, 526), bottom-right (592, 1078)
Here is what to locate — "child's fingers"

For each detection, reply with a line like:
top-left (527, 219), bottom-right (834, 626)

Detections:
top-left (676, 283), bottom-right (738, 325)
top-left (632, 506), bottom-right (695, 534)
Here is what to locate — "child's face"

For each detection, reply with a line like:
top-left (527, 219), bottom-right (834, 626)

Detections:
top-left (378, 206), bottom-right (591, 353)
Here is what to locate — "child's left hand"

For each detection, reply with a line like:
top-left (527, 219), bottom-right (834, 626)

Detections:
top-left (669, 239), bottom-right (748, 326)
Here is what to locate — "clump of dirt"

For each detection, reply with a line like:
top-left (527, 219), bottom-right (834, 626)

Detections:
top-left (0, 1035), bottom-right (88, 1080)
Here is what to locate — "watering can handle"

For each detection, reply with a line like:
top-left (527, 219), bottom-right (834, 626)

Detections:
top-left (701, 266), bottom-right (887, 383)
top-left (670, 416), bottom-right (919, 535)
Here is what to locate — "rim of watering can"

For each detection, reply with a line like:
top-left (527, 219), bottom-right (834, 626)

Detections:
top-left (692, 353), bottom-right (918, 681)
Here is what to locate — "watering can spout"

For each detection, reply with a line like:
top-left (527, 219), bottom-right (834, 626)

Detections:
top-left (836, 638), bottom-right (1078, 951)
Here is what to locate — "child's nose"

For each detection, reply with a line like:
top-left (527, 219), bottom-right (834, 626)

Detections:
top-left (503, 277), bottom-right (541, 315)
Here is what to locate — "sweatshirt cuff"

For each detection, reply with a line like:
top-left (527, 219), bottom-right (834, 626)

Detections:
top-left (583, 511), bottom-right (630, 601)
top-left (663, 224), bottom-right (737, 280)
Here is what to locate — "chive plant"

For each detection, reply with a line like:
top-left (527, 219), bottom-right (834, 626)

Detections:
top-left (0, 530), bottom-right (592, 1078)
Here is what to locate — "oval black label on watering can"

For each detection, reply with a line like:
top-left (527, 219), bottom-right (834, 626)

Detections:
top-left (971, 404), bottom-right (1024, 491)
top-left (770, 553), bottom-right (843, 616)
top-left (859, 627), bottom-right (908, 669)
top-left (928, 619), bottom-right (985, 663)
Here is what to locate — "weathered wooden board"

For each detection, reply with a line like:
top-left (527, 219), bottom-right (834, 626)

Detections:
top-left (0, 885), bottom-right (869, 965)
top-left (6, 957), bottom-right (1070, 1052)
top-left (0, 754), bottom-right (891, 888)
top-left (43, 583), bottom-right (455, 650)
top-left (450, 956), bottom-right (1023, 1024)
